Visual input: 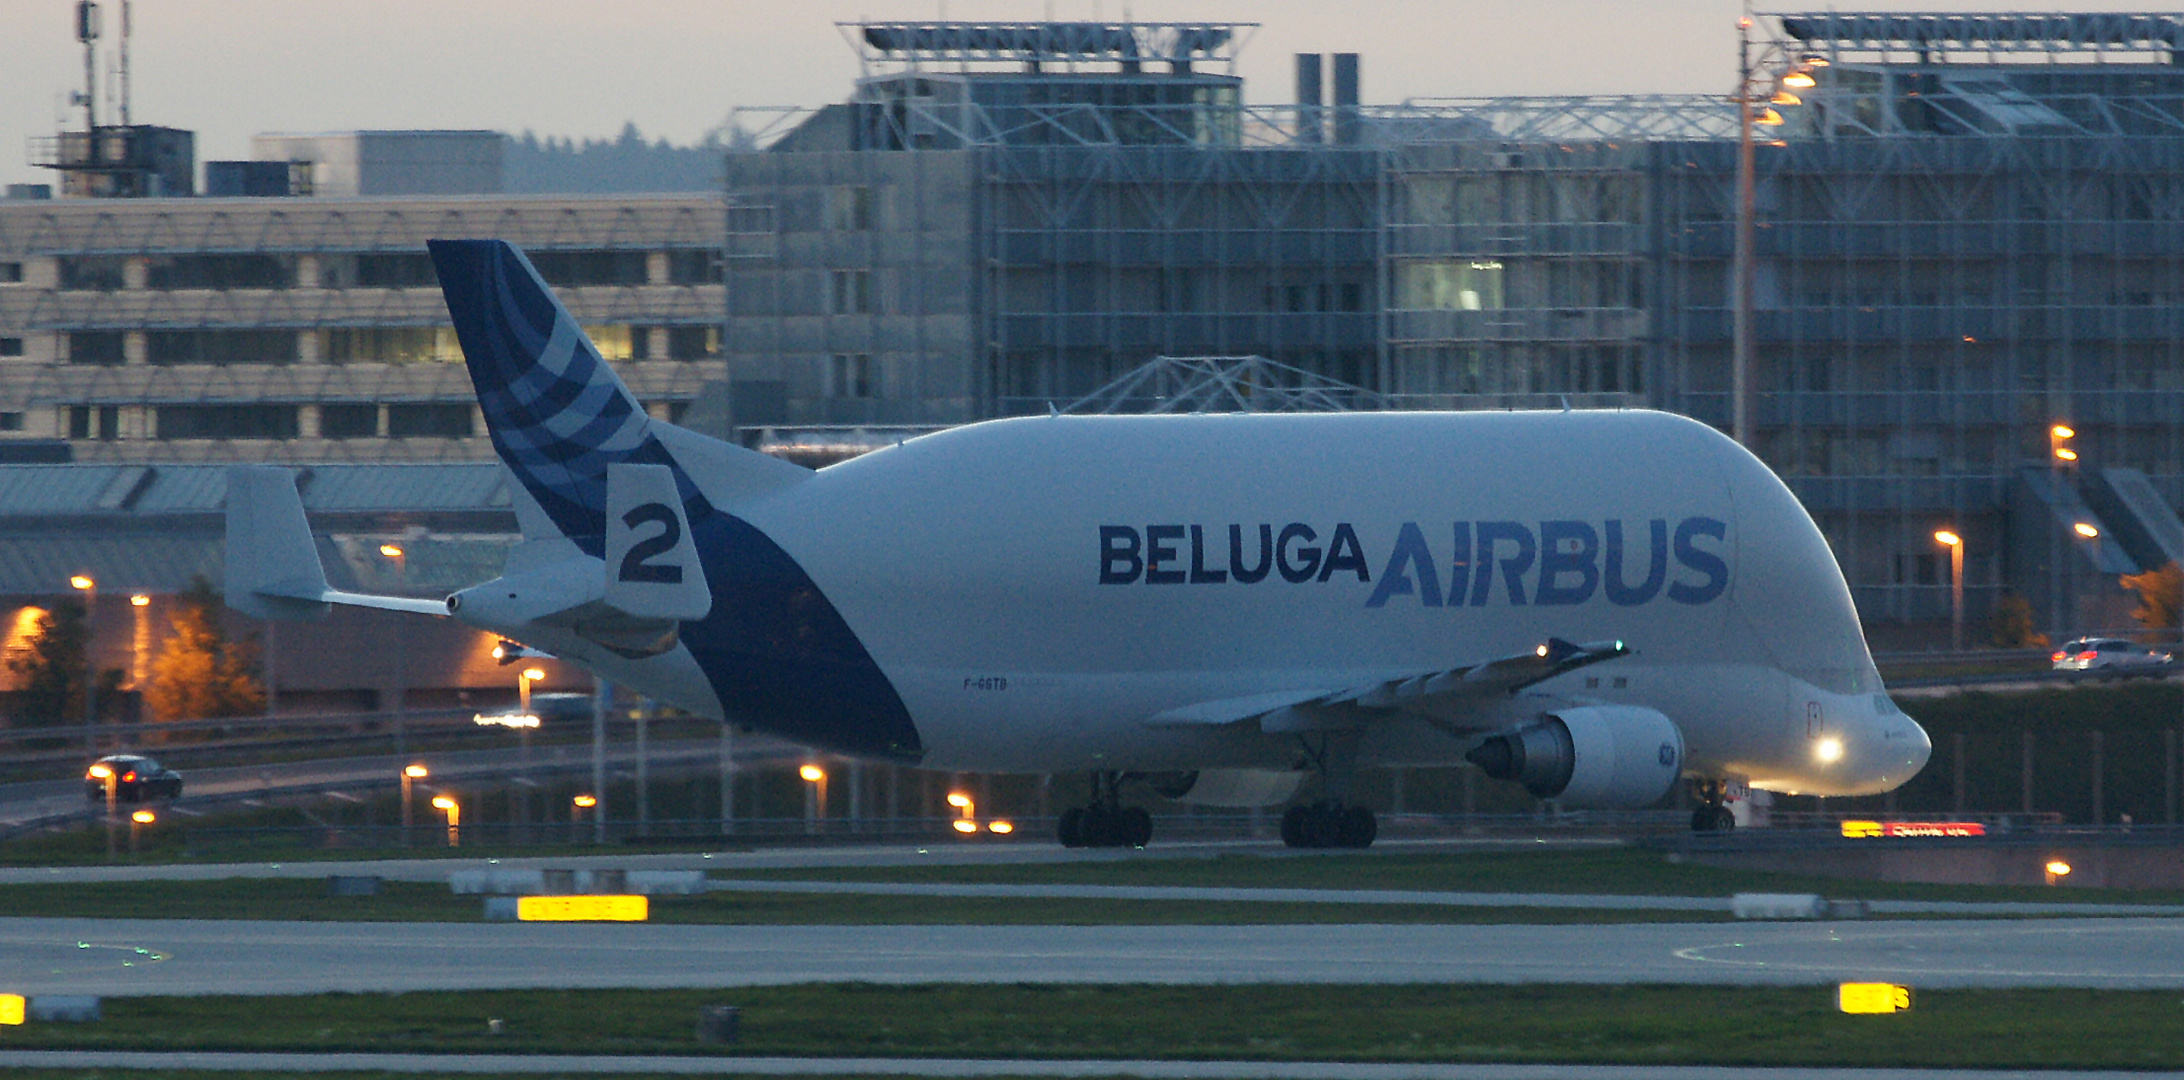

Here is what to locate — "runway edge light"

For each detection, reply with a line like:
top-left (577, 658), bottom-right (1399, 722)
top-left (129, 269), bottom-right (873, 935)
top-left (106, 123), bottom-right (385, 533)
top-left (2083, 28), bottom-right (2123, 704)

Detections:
top-left (1838, 982), bottom-right (1912, 1014)
top-left (0, 993), bottom-right (23, 1025)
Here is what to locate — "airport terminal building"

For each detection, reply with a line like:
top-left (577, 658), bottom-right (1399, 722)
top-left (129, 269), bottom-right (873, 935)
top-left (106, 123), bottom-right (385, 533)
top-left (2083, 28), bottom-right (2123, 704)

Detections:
top-left (3, 11), bottom-right (2184, 674)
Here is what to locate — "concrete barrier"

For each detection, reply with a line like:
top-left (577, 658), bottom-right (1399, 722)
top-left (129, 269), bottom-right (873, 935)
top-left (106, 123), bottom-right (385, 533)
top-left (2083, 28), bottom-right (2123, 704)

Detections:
top-left (450, 868), bottom-right (707, 896)
top-left (1731, 892), bottom-right (1827, 920)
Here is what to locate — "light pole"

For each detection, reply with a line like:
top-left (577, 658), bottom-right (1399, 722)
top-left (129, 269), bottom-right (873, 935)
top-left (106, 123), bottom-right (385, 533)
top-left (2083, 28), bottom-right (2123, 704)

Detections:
top-left (517, 666), bottom-right (544, 834)
top-left (800, 763), bottom-right (827, 835)
top-left (572, 793), bottom-right (596, 842)
top-left (129, 808), bottom-right (153, 857)
top-left (2074, 521), bottom-right (2101, 634)
top-left (127, 593), bottom-right (149, 700)
top-left (400, 764), bottom-right (427, 847)
top-left (1934, 530), bottom-right (1964, 652)
top-left (70, 574), bottom-right (95, 752)
top-left (88, 761), bottom-right (116, 859)
top-left (432, 794), bottom-right (460, 847)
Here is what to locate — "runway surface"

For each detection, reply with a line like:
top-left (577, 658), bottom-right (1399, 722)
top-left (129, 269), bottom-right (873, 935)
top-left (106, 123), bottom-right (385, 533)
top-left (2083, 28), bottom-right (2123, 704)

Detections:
top-left (0, 1051), bottom-right (2177, 1080)
top-left (5, 915), bottom-right (2181, 996)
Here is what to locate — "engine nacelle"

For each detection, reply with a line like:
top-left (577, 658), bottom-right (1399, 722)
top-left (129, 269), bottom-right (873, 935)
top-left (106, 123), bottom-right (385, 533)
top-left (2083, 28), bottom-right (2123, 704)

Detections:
top-left (1465, 705), bottom-right (1685, 808)
top-left (1148, 768), bottom-right (1306, 808)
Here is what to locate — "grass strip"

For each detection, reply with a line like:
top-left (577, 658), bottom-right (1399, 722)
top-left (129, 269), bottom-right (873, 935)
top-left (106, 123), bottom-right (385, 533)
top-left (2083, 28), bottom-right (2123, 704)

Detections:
top-left (0, 877), bottom-right (1716, 925)
top-left (724, 845), bottom-right (2184, 906)
top-left (0, 984), bottom-right (2181, 1069)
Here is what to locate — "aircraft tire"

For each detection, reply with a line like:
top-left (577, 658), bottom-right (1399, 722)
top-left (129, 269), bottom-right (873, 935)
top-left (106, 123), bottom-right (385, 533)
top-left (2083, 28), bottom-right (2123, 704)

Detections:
top-left (1120, 806), bottom-right (1153, 847)
top-left (1280, 804), bottom-right (1307, 847)
top-left (1339, 805), bottom-right (1377, 848)
top-left (1058, 807), bottom-right (1087, 848)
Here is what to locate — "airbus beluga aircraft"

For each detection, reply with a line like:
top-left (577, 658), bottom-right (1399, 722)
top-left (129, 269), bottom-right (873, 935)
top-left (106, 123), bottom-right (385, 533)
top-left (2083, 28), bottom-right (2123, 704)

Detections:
top-left (226, 239), bottom-right (1930, 849)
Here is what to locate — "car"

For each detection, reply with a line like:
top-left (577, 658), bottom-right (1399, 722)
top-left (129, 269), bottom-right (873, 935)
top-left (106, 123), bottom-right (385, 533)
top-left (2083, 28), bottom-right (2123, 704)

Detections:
top-left (2052, 638), bottom-right (2174, 679)
top-left (83, 754), bottom-right (183, 802)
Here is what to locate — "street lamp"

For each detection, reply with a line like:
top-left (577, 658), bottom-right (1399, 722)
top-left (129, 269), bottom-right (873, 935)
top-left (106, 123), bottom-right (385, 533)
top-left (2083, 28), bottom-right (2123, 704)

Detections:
top-left (1934, 530), bottom-right (1964, 652)
top-left (88, 761), bottom-right (116, 859)
top-left (2073, 522), bottom-right (2102, 637)
top-left (129, 808), bottom-right (153, 856)
top-left (431, 794), bottom-right (460, 847)
top-left (400, 764), bottom-right (427, 847)
top-left (799, 764), bottom-right (827, 835)
top-left (515, 666), bottom-right (546, 832)
top-left (69, 574), bottom-right (95, 753)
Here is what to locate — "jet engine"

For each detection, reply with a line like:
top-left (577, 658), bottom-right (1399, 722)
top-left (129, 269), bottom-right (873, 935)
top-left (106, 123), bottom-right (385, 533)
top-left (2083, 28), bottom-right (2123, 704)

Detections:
top-left (1465, 706), bottom-right (1684, 808)
top-left (1147, 769), bottom-right (1306, 807)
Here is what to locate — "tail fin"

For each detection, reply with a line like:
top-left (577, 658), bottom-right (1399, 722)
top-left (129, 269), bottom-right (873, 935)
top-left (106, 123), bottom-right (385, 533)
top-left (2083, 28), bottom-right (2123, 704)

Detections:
top-left (429, 239), bottom-right (653, 553)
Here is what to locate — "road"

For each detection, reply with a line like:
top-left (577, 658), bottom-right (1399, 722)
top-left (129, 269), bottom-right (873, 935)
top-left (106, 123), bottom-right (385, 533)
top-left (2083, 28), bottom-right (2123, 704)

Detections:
top-left (0, 1052), bottom-right (2174, 1080)
top-left (4, 916), bottom-right (2181, 995)
top-left (0, 735), bottom-right (802, 835)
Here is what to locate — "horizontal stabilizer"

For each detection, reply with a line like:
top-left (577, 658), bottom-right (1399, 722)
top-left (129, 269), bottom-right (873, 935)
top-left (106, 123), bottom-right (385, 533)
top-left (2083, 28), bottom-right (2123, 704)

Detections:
top-left (224, 465), bottom-right (449, 621)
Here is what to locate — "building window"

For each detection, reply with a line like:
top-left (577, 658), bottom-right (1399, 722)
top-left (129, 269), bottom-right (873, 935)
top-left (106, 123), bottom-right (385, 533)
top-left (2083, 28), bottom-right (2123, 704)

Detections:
top-left (148, 329), bottom-right (295, 366)
top-left (528, 249), bottom-right (648, 287)
top-left (387, 403), bottom-right (474, 438)
top-left (67, 405), bottom-right (119, 441)
top-left (157, 404), bottom-right (299, 440)
top-left (57, 257), bottom-right (125, 292)
top-left (668, 249), bottom-right (722, 284)
top-left (67, 331), bottom-right (124, 365)
top-left (830, 353), bottom-right (874, 398)
top-left (0, 413), bottom-right (22, 432)
top-left (326, 327), bottom-right (460, 364)
top-left (354, 253), bottom-right (438, 289)
top-left (0, 338), bottom-right (21, 357)
top-left (829, 270), bottom-right (873, 315)
top-left (1394, 259), bottom-right (1506, 311)
top-left (583, 325), bottom-right (634, 362)
top-left (668, 325), bottom-right (720, 360)
top-left (726, 205), bottom-right (776, 234)
top-left (0, 262), bottom-right (22, 284)
top-left (320, 404), bottom-right (379, 439)
top-left (145, 254), bottom-right (292, 290)
top-left (827, 185), bottom-right (876, 231)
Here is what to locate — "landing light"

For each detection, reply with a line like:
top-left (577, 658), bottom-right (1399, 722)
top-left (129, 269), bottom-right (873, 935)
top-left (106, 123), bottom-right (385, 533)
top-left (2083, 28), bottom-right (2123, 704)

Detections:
top-left (1534, 644), bottom-right (1549, 657)
top-left (1814, 737), bottom-right (1845, 764)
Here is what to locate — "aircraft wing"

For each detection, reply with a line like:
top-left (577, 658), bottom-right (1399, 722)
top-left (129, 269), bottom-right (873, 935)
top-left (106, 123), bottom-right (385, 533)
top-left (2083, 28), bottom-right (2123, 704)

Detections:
top-left (1146, 637), bottom-right (1631, 732)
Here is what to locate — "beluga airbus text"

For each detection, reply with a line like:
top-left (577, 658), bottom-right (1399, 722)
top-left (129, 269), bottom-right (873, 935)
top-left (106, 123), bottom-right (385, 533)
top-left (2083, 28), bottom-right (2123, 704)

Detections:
top-left (225, 239), bottom-right (1931, 849)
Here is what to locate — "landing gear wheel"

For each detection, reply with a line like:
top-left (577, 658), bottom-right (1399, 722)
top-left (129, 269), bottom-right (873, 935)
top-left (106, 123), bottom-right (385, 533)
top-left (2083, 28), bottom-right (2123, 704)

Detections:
top-left (1058, 807), bottom-right (1087, 848)
top-left (1120, 806), bottom-right (1153, 848)
top-left (1339, 805), bottom-right (1377, 848)
top-left (1711, 806), bottom-right (1736, 832)
top-left (1281, 802), bottom-right (1377, 849)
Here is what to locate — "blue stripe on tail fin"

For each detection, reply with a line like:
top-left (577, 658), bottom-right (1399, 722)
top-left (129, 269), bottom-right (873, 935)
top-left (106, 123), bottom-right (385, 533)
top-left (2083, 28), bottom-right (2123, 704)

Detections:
top-left (429, 239), bottom-right (653, 553)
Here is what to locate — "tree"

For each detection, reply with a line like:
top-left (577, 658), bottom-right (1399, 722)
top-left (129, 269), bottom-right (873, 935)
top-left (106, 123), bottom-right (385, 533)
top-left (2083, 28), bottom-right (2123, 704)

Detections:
top-left (144, 578), bottom-right (264, 722)
top-left (1989, 592), bottom-right (2049, 650)
top-left (5, 599), bottom-right (86, 726)
top-left (2120, 561), bottom-right (2184, 642)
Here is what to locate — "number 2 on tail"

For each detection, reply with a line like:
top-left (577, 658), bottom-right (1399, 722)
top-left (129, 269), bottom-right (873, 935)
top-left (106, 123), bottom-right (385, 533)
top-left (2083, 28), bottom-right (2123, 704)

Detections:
top-left (618, 503), bottom-right (684, 584)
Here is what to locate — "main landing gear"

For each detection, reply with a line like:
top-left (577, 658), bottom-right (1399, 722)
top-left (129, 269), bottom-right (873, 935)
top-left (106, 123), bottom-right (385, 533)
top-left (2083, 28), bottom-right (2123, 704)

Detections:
top-left (1058, 771), bottom-right (1153, 848)
top-left (1690, 778), bottom-right (1736, 833)
top-left (1280, 730), bottom-right (1378, 849)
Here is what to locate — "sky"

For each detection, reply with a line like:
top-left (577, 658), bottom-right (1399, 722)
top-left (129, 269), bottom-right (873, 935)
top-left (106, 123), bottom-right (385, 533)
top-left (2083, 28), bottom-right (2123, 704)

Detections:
top-left (0, 1), bottom-right (2159, 191)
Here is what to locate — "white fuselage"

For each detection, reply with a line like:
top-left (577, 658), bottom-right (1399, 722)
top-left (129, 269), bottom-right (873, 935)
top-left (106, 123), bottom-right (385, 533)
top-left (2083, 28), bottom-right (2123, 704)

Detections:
top-left (479, 409), bottom-right (1931, 798)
